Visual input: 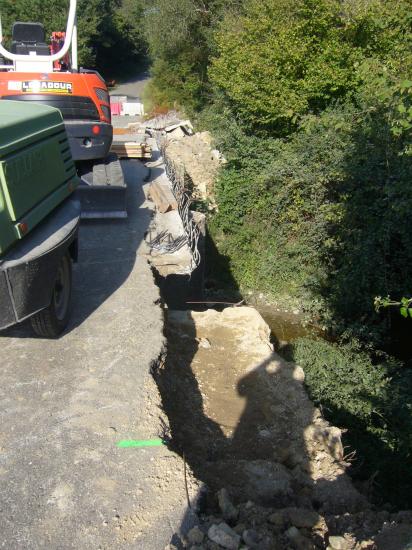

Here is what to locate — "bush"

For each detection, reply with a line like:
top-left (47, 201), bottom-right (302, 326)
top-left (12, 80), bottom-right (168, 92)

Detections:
top-left (209, 0), bottom-right (412, 134)
top-left (286, 337), bottom-right (412, 508)
top-left (206, 71), bottom-right (412, 346)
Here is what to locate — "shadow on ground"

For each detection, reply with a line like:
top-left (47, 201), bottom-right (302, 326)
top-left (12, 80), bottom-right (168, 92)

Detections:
top-left (153, 309), bottom-right (412, 549)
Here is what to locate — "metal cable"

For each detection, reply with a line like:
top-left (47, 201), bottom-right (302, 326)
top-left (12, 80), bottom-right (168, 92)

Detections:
top-left (155, 133), bottom-right (202, 274)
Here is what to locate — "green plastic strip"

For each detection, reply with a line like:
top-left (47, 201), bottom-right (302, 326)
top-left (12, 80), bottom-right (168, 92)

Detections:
top-left (117, 439), bottom-right (165, 448)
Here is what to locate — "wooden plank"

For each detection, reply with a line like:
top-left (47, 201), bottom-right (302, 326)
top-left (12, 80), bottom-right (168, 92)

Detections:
top-left (110, 142), bottom-right (152, 159)
top-left (113, 128), bottom-right (130, 135)
top-left (148, 181), bottom-right (178, 213)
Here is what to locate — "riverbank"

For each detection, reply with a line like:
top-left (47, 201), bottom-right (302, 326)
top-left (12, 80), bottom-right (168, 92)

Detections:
top-left (154, 114), bottom-right (412, 512)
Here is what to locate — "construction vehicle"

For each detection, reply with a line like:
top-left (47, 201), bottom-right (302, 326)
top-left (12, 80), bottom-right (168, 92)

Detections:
top-left (0, 100), bottom-right (80, 337)
top-left (0, 0), bottom-right (127, 218)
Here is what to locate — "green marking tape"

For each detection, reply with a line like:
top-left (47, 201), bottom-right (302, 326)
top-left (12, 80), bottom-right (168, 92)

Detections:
top-left (117, 438), bottom-right (165, 448)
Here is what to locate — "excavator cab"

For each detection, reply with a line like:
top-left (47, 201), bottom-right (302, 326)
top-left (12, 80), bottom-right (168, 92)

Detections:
top-left (11, 22), bottom-right (50, 56)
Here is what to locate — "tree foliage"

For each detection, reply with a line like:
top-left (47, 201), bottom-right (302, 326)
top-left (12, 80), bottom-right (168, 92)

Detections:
top-left (142, 0), bottom-right (243, 110)
top-left (209, 0), bottom-right (412, 133)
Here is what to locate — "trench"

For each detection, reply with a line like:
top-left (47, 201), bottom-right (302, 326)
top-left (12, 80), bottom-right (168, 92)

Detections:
top-left (149, 199), bottom-right (314, 515)
top-left (151, 302), bottom-right (314, 516)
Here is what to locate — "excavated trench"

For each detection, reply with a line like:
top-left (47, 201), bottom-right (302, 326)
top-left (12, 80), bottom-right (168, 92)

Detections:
top-left (152, 305), bottom-right (365, 512)
top-left (151, 306), bottom-right (412, 549)
top-left (143, 117), bottom-right (412, 548)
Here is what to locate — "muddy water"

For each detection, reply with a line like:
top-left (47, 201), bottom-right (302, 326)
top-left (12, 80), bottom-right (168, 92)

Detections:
top-left (256, 306), bottom-right (309, 348)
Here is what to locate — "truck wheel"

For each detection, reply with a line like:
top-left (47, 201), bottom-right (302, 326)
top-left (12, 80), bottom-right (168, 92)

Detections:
top-left (31, 252), bottom-right (72, 338)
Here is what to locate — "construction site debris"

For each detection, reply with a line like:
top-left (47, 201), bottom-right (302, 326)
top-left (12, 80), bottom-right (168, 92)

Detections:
top-left (207, 522), bottom-right (240, 549)
top-left (164, 120), bottom-right (194, 139)
top-left (110, 141), bottom-right (152, 159)
top-left (148, 180), bottom-right (178, 213)
top-left (145, 110), bottom-right (185, 131)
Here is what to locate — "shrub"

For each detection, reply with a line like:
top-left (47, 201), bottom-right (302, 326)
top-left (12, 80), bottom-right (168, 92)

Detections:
top-left (206, 71), bottom-right (412, 346)
top-left (286, 337), bottom-right (412, 508)
top-left (209, 0), bottom-right (412, 134)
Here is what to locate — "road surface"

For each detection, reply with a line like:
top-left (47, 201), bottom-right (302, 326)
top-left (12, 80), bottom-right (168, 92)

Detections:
top-left (0, 161), bottom-right (191, 549)
top-left (111, 72), bottom-right (150, 101)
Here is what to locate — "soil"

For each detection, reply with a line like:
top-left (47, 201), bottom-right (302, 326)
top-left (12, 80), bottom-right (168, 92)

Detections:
top-left (155, 307), bottom-right (412, 550)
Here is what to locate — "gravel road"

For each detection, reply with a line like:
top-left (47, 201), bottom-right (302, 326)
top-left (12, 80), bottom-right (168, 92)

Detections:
top-left (111, 72), bottom-right (150, 100)
top-left (0, 160), bottom-right (192, 549)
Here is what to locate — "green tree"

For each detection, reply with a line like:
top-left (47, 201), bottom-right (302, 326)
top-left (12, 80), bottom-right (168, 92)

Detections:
top-left (142, 0), bottom-right (243, 110)
top-left (209, 0), bottom-right (412, 134)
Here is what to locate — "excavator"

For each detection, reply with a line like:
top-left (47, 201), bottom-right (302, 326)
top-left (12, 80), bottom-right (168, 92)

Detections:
top-left (0, 0), bottom-right (127, 218)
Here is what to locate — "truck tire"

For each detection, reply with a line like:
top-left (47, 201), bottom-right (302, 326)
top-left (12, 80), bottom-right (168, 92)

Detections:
top-left (30, 252), bottom-right (72, 338)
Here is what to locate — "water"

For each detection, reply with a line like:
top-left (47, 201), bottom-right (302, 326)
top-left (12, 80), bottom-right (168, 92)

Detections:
top-left (256, 306), bottom-right (310, 349)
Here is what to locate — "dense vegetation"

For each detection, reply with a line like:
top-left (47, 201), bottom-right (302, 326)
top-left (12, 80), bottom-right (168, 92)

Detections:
top-left (142, 0), bottom-right (412, 507)
top-left (0, 0), bottom-right (146, 76)
top-left (284, 337), bottom-right (412, 508)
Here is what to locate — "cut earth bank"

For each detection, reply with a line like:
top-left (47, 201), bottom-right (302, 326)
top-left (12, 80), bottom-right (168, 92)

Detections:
top-left (147, 117), bottom-right (412, 549)
top-left (160, 307), bottom-right (412, 550)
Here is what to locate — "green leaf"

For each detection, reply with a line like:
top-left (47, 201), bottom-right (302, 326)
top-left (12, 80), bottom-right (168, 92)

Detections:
top-left (400, 79), bottom-right (412, 89)
top-left (400, 307), bottom-right (408, 318)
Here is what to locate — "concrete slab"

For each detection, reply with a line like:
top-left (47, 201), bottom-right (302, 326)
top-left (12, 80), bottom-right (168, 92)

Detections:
top-left (0, 161), bottom-right (194, 549)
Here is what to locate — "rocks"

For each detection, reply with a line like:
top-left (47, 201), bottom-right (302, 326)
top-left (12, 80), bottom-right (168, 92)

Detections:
top-left (187, 526), bottom-right (205, 545)
top-left (304, 424), bottom-right (344, 462)
top-left (242, 528), bottom-right (260, 547)
top-left (288, 508), bottom-right (322, 529)
top-left (244, 460), bottom-right (292, 502)
top-left (292, 365), bottom-right (305, 383)
top-left (218, 489), bottom-right (238, 522)
top-left (284, 449), bottom-right (304, 470)
top-left (328, 536), bottom-right (352, 550)
top-left (165, 120), bottom-right (194, 140)
top-left (286, 526), bottom-right (301, 541)
top-left (207, 522), bottom-right (241, 550)
top-left (268, 511), bottom-right (284, 528)
top-left (198, 131), bottom-right (213, 147)
top-left (163, 128), bottom-right (219, 203)
top-left (358, 541), bottom-right (375, 549)
top-left (197, 337), bottom-right (212, 349)
top-left (286, 526), bottom-right (314, 549)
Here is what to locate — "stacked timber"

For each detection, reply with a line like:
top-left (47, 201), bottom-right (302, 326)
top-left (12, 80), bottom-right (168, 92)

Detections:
top-left (111, 139), bottom-right (152, 160)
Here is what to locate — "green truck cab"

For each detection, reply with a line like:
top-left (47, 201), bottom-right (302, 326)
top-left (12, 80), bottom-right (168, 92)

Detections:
top-left (0, 101), bottom-right (81, 337)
